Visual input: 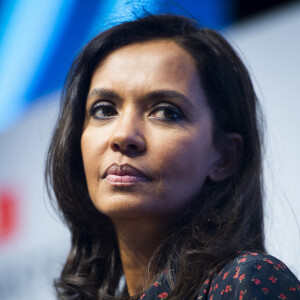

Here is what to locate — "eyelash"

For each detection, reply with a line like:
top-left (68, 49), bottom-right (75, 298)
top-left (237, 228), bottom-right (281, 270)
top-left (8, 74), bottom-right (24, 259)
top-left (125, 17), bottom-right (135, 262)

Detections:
top-left (89, 101), bottom-right (117, 119)
top-left (149, 104), bottom-right (184, 121)
top-left (89, 101), bottom-right (184, 122)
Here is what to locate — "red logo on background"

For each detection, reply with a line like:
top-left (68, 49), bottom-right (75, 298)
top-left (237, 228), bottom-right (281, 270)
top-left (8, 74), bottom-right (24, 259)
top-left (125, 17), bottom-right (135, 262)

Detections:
top-left (0, 188), bottom-right (18, 244)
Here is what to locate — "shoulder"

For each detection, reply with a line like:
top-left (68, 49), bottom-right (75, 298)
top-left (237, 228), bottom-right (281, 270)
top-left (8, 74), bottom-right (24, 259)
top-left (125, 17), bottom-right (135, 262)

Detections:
top-left (198, 252), bottom-right (300, 300)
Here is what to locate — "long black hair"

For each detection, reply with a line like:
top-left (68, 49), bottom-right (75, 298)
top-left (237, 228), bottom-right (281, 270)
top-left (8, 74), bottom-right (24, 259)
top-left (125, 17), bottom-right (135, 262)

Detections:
top-left (46, 14), bottom-right (265, 299)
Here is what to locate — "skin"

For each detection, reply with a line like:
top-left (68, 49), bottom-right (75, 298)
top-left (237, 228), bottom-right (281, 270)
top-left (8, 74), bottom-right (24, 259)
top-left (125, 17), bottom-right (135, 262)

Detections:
top-left (81, 40), bottom-right (224, 296)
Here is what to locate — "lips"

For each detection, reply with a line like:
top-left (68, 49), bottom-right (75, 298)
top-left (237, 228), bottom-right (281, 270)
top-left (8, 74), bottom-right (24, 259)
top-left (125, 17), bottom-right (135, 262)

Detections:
top-left (103, 163), bottom-right (150, 184)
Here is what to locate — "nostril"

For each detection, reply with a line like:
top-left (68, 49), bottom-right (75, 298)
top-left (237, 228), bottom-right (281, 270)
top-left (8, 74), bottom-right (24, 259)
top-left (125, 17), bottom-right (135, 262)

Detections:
top-left (128, 144), bottom-right (138, 150)
top-left (110, 135), bottom-right (146, 153)
top-left (112, 143), bottom-right (138, 151)
top-left (112, 143), bottom-right (121, 151)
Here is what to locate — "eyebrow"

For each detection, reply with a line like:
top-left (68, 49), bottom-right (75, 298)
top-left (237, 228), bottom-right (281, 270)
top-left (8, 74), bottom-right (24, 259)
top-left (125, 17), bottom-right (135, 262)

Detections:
top-left (87, 88), bottom-right (195, 108)
top-left (145, 90), bottom-right (195, 108)
top-left (87, 88), bottom-right (121, 101)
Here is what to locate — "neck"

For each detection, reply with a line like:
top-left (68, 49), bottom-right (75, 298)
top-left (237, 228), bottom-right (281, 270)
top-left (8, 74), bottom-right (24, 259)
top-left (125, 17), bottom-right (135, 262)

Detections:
top-left (112, 218), bottom-right (173, 296)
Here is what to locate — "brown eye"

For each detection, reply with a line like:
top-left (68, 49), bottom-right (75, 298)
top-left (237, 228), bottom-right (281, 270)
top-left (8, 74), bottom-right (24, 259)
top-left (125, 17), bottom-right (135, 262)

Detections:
top-left (90, 101), bottom-right (117, 119)
top-left (150, 104), bottom-right (184, 122)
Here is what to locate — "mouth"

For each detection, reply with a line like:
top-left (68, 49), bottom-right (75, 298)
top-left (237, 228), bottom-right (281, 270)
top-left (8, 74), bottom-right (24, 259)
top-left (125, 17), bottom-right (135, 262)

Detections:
top-left (103, 163), bottom-right (151, 185)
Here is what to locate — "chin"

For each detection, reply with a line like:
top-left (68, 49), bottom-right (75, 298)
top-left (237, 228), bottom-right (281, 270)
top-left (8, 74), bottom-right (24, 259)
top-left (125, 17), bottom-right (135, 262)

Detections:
top-left (92, 195), bottom-right (152, 219)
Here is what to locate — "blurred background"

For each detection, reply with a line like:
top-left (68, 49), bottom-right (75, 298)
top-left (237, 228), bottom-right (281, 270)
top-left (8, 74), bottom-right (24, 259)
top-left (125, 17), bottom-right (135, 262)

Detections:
top-left (0, 0), bottom-right (299, 299)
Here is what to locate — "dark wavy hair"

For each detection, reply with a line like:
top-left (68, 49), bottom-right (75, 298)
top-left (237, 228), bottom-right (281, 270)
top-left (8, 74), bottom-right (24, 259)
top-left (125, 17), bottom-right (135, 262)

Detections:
top-left (46, 14), bottom-right (265, 300)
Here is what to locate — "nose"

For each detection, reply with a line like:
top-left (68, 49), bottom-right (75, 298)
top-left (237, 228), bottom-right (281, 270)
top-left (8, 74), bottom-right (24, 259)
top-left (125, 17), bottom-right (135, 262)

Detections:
top-left (109, 114), bottom-right (146, 154)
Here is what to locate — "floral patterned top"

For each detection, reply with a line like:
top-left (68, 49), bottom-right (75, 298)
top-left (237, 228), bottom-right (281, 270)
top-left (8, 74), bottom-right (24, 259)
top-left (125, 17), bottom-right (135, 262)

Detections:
top-left (139, 252), bottom-right (300, 299)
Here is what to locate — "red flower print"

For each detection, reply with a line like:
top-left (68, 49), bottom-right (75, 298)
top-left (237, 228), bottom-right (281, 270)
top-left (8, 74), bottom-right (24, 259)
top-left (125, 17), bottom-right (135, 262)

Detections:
top-left (223, 272), bottom-right (229, 279)
top-left (238, 258), bottom-right (247, 263)
top-left (209, 296), bottom-right (214, 300)
top-left (225, 285), bottom-right (232, 293)
top-left (252, 278), bottom-right (261, 285)
top-left (140, 293), bottom-right (146, 299)
top-left (255, 264), bottom-right (262, 270)
top-left (251, 252), bottom-right (258, 256)
top-left (279, 293), bottom-right (287, 299)
top-left (239, 290), bottom-right (246, 300)
top-left (204, 279), bottom-right (210, 285)
top-left (204, 289), bottom-right (207, 294)
top-left (213, 283), bottom-right (218, 291)
top-left (239, 274), bottom-right (245, 282)
top-left (262, 287), bottom-right (269, 294)
top-left (221, 290), bottom-right (224, 295)
top-left (153, 281), bottom-right (159, 287)
top-left (290, 286), bottom-right (296, 291)
top-left (264, 258), bottom-right (273, 265)
top-left (269, 275), bottom-right (277, 283)
top-left (158, 292), bottom-right (168, 298)
top-left (233, 267), bottom-right (240, 278)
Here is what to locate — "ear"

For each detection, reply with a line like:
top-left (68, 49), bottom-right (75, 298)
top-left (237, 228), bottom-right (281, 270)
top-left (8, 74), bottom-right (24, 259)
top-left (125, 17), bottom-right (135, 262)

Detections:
top-left (208, 133), bottom-right (243, 182)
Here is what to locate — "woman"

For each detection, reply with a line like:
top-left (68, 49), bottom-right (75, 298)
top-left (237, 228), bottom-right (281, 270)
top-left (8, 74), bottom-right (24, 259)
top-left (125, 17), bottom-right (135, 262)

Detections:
top-left (46, 14), bottom-right (300, 299)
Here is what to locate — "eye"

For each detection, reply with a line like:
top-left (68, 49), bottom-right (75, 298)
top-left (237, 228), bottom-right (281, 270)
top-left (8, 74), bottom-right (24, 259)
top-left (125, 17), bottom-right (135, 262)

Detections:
top-left (149, 104), bottom-right (184, 121)
top-left (89, 101), bottom-right (117, 119)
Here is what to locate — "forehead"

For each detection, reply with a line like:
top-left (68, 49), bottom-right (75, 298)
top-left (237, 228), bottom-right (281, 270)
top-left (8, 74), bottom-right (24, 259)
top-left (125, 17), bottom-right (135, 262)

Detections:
top-left (98, 39), bottom-right (195, 68)
top-left (90, 40), bottom-right (201, 93)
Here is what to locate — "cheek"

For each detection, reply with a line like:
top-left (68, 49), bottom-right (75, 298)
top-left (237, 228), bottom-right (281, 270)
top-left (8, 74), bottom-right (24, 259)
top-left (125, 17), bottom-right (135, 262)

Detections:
top-left (146, 132), bottom-right (213, 214)
top-left (80, 133), bottom-right (94, 189)
top-left (80, 129), bottom-right (106, 193)
top-left (152, 128), bottom-right (216, 187)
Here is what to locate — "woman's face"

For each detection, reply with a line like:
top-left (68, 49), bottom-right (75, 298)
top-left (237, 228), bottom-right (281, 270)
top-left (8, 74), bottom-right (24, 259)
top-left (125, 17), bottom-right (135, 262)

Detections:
top-left (81, 40), bottom-right (221, 222)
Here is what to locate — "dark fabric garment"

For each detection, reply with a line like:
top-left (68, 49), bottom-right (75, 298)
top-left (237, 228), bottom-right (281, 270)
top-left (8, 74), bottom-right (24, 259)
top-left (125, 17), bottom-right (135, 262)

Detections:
top-left (138, 252), bottom-right (300, 299)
